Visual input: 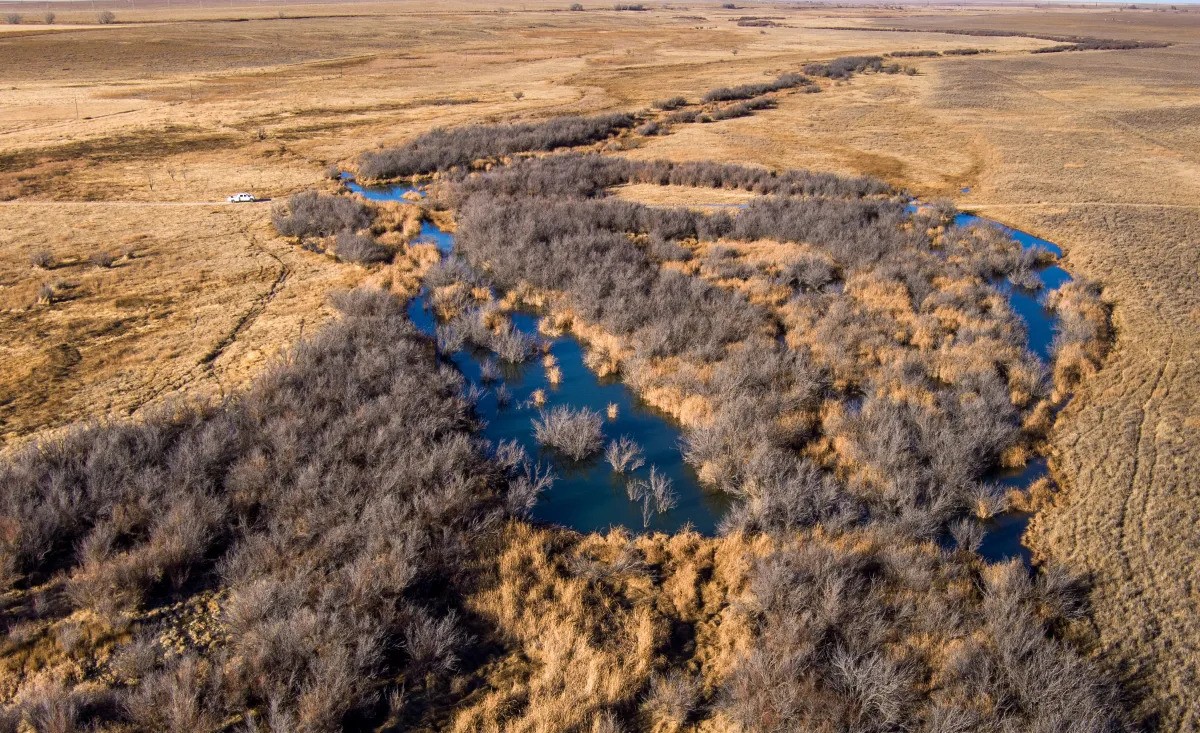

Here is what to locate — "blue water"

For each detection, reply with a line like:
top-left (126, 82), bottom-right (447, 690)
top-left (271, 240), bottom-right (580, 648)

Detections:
top-left (977, 458), bottom-right (1050, 567)
top-left (353, 179), bottom-right (727, 535)
top-left (343, 177), bottom-right (453, 253)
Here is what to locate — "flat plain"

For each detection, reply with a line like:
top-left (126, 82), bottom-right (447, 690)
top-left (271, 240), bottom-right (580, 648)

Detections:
top-left (1, 0), bottom-right (1197, 728)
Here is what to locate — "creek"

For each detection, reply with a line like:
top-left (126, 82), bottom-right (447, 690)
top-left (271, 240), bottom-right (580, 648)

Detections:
top-left (348, 179), bottom-right (1069, 563)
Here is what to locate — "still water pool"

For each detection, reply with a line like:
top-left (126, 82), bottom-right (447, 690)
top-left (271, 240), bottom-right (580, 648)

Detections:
top-left (347, 177), bottom-right (728, 534)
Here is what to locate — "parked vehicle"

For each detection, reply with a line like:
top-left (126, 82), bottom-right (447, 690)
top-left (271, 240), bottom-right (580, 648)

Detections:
top-left (227, 192), bottom-right (256, 203)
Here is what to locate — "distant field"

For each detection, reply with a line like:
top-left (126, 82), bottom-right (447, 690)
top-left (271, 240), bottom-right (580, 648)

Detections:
top-left (0, 0), bottom-right (1197, 727)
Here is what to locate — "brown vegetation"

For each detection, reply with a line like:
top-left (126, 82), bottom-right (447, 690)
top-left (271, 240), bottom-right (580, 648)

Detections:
top-left (0, 289), bottom-right (546, 729)
top-left (0, 2), bottom-right (1196, 728)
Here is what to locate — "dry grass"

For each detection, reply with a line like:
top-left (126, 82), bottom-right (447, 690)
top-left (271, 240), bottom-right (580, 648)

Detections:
top-left (447, 523), bottom-right (760, 732)
top-left (609, 183), bottom-right (759, 209)
top-left (0, 1), bottom-right (1197, 727)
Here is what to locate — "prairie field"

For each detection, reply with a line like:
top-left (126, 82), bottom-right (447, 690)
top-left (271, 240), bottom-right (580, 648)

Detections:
top-left (0, 0), bottom-right (1197, 730)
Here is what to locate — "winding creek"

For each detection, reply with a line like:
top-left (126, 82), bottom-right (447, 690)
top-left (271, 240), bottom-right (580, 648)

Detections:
top-left (347, 178), bottom-right (1072, 566)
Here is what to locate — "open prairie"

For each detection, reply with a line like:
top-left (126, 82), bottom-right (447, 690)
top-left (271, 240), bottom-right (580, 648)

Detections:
top-left (0, 0), bottom-right (1197, 729)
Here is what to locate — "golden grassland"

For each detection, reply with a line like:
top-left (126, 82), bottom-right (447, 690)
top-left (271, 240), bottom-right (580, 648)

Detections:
top-left (1, 0), bottom-right (1198, 726)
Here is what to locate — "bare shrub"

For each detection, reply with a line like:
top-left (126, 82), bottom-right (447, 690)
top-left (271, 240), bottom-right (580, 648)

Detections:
top-left (30, 250), bottom-right (54, 269)
top-left (605, 436), bottom-right (645, 474)
top-left (533, 406), bottom-right (604, 460)
top-left (647, 467), bottom-right (677, 513)
top-left (44, 12), bottom-right (55, 24)
top-left (20, 682), bottom-right (82, 733)
top-left (569, 2), bottom-right (584, 9)
top-left (108, 635), bottom-right (160, 684)
top-left (648, 235), bottom-right (691, 262)
top-left (89, 251), bottom-right (115, 268)
top-left (1037, 563), bottom-right (1089, 621)
top-left (494, 383), bottom-right (513, 407)
top-left (5, 13), bottom-right (22, 24)
top-left (666, 109), bottom-right (700, 124)
top-left (776, 253), bottom-right (837, 292)
top-left (590, 710), bottom-right (626, 733)
top-left (496, 442), bottom-right (555, 516)
top-left (949, 518), bottom-right (984, 554)
top-left (334, 230), bottom-right (392, 264)
top-left (635, 121), bottom-right (661, 136)
top-left (97, 10), bottom-right (115, 23)
top-left (404, 609), bottom-right (466, 675)
top-left (36, 283), bottom-right (55, 305)
top-left (652, 96), bottom-right (688, 110)
top-left (626, 466), bottom-right (677, 524)
top-left (490, 322), bottom-right (536, 363)
top-left (479, 358), bottom-right (501, 383)
top-left (123, 655), bottom-right (223, 732)
top-left (55, 620), bottom-right (83, 657)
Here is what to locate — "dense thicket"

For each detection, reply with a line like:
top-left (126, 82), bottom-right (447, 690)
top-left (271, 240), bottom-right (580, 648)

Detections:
top-left (356, 112), bottom-right (636, 179)
top-left (446, 155), bottom-right (1059, 540)
top-left (334, 230), bottom-right (392, 264)
top-left (701, 72), bottom-right (813, 102)
top-left (890, 49), bottom-right (941, 57)
top-left (0, 289), bottom-right (545, 730)
top-left (709, 95), bottom-right (777, 120)
top-left (815, 24), bottom-right (1170, 50)
top-left (651, 96), bottom-right (688, 110)
top-left (804, 55), bottom-right (901, 79)
top-left (448, 152), bottom-right (890, 201)
top-left (723, 540), bottom-right (1128, 731)
top-left (271, 191), bottom-right (373, 238)
top-left (455, 191), bottom-right (761, 360)
top-left (1032, 38), bottom-right (1166, 53)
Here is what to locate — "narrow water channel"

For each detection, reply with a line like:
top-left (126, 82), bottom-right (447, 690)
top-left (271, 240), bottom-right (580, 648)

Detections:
top-left (949, 212), bottom-right (1071, 567)
top-left (346, 178), bottom-right (1068, 563)
top-left (953, 212), bottom-right (1071, 364)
